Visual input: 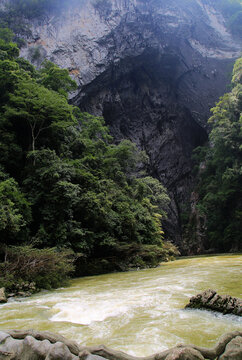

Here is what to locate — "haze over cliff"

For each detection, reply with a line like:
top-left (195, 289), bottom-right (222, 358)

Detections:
top-left (4, 0), bottom-right (241, 245)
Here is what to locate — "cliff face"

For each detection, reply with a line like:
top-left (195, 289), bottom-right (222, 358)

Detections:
top-left (17, 0), bottom-right (240, 246)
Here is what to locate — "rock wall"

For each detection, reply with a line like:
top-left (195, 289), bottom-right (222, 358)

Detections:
top-left (9, 0), bottom-right (241, 246)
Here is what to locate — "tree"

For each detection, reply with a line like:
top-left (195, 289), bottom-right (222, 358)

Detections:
top-left (0, 171), bottom-right (31, 244)
top-left (0, 34), bottom-right (173, 280)
top-left (37, 60), bottom-right (77, 98)
top-left (0, 27), bottom-right (14, 43)
top-left (3, 79), bottom-right (77, 158)
top-left (194, 57), bottom-right (242, 251)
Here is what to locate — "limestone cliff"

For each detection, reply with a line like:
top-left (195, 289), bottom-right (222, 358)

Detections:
top-left (8, 0), bottom-right (241, 247)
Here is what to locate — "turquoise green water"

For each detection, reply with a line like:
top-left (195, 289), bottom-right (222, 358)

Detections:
top-left (0, 254), bottom-right (241, 355)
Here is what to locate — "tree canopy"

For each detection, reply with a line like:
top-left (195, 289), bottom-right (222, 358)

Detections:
top-left (0, 31), bottom-right (173, 285)
top-left (193, 57), bottom-right (242, 252)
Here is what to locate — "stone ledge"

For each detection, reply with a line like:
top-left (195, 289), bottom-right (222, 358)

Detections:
top-left (185, 289), bottom-right (242, 316)
top-left (0, 329), bottom-right (241, 360)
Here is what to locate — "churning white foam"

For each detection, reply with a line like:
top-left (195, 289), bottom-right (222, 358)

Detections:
top-left (50, 296), bottom-right (133, 325)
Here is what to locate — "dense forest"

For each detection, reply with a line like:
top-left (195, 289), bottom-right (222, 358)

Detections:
top-left (197, 57), bottom-right (242, 251)
top-left (185, 57), bottom-right (242, 253)
top-left (0, 29), bottom-right (178, 294)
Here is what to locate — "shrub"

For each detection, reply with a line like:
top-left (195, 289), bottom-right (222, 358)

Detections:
top-left (29, 45), bottom-right (42, 62)
top-left (0, 245), bottom-right (75, 291)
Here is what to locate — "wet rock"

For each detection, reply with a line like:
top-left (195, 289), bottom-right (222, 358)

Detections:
top-left (5, 281), bottom-right (38, 299)
top-left (165, 347), bottom-right (204, 360)
top-left (0, 332), bottom-right (23, 359)
top-left (86, 354), bottom-right (108, 360)
top-left (0, 288), bottom-right (7, 304)
top-left (23, 336), bottom-right (76, 360)
top-left (17, 291), bottom-right (32, 297)
top-left (0, 332), bottom-right (80, 360)
top-left (185, 290), bottom-right (242, 316)
top-left (0, 330), bottom-right (242, 360)
top-left (7, 293), bottom-right (15, 298)
top-left (0, 331), bottom-right (10, 344)
top-left (219, 336), bottom-right (242, 360)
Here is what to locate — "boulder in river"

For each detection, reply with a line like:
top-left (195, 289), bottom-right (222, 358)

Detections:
top-left (165, 347), bottom-right (205, 360)
top-left (218, 336), bottom-right (242, 360)
top-left (0, 288), bottom-right (7, 304)
top-left (185, 289), bottom-right (242, 316)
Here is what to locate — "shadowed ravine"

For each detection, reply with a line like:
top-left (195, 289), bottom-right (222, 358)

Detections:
top-left (0, 255), bottom-right (241, 356)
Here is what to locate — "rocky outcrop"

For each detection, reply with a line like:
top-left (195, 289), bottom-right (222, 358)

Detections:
top-left (9, 281), bottom-right (37, 298)
top-left (3, 0), bottom-right (241, 245)
top-left (0, 282), bottom-right (38, 303)
top-left (0, 329), bottom-right (242, 360)
top-left (185, 289), bottom-right (242, 316)
top-left (219, 336), bottom-right (242, 360)
top-left (0, 289), bottom-right (7, 304)
top-left (0, 330), bottom-right (80, 360)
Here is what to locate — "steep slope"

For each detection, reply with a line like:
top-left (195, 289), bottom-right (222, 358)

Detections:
top-left (10, 0), bottom-right (241, 246)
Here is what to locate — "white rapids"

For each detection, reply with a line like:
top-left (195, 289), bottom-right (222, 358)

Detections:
top-left (0, 255), bottom-right (241, 356)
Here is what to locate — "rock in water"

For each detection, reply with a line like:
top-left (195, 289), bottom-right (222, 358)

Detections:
top-left (165, 347), bottom-right (205, 360)
top-left (0, 288), bottom-right (7, 304)
top-left (219, 336), bottom-right (242, 360)
top-left (185, 289), bottom-right (242, 316)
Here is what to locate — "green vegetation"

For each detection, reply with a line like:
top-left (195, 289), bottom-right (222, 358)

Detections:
top-left (0, 6), bottom-right (31, 47)
top-left (191, 57), bottom-right (242, 252)
top-left (0, 30), bottom-right (175, 292)
top-left (0, 245), bottom-right (74, 292)
top-left (0, 1), bottom-right (71, 45)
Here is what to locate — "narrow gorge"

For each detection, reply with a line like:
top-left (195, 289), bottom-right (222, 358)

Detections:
top-left (14, 0), bottom-right (240, 247)
top-left (0, 1), bottom-right (242, 358)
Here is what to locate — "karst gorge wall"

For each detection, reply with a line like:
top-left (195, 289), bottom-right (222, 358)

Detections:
top-left (11, 0), bottom-right (241, 249)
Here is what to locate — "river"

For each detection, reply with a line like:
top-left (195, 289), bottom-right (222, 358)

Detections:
top-left (0, 254), bottom-right (241, 355)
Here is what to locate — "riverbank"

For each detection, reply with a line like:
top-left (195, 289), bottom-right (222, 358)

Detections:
top-left (2, 251), bottom-right (241, 302)
top-left (0, 242), bottom-right (180, 299)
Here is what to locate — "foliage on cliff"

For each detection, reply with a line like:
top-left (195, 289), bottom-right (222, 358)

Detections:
top-left (0, 31), bottom-right (173, 289)
top-left (193, 57), bottom-right (242, 252)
